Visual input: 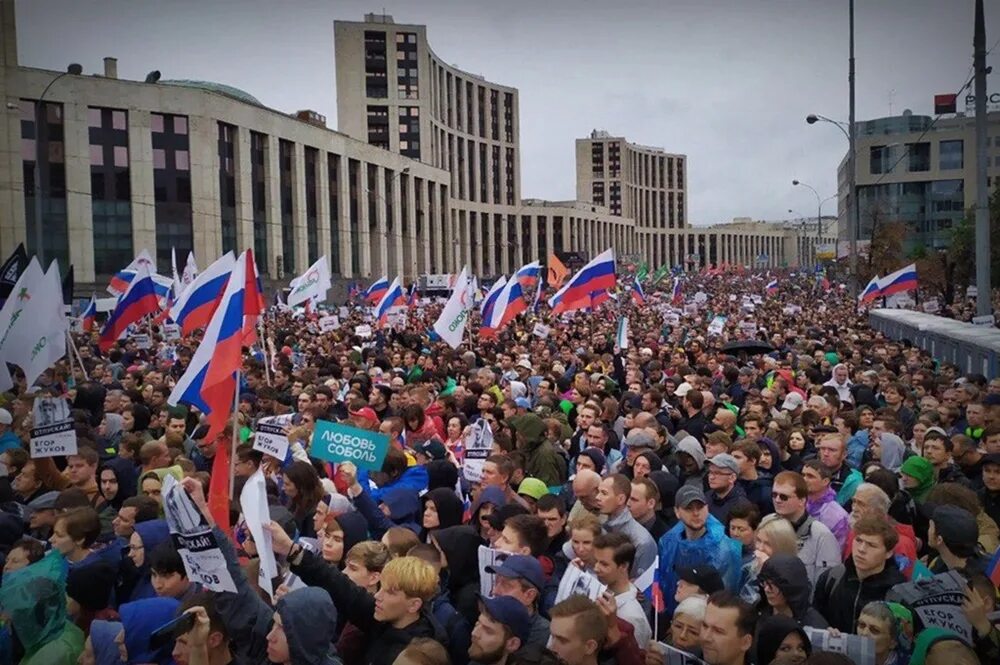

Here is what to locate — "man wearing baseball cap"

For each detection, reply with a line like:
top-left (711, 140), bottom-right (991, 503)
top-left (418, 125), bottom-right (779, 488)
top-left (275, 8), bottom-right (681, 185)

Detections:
top-left (469, 594), bottom-right (532, 665)
top-left (485, 555), bottom-right (550, 648)
top-left (705, 453), bottom-right (747, 523)
top-left (927, 505), bottom-right (987, 575)
top-left (656, 485), bottom-right (743, 615)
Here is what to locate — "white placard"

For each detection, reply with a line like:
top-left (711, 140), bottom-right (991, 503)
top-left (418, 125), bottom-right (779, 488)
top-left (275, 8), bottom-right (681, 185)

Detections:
top-left (463, 419), bottom-right (494, 483)
top-left (802, 627), bottom-right (875, 665)
top-left (886, 571), bottom-right (973, 644)
top-left (922, 298), bottom-right (940, 313)
top-left (707, 316), bottom-right (726, 336)
top-left (240, 469), bottom-right (278, 601)
top-left (654, 643), bottom-right (709, 665)
top-left (684, 303), bottom-right (698, 316)
top-left (338, 306), bottom-right (349, 318)
top-left (132, 333), bottom-right (151, 349)
top-left (972, 314), bottom-right (994, 326)
top-left (728, 294), bottom-right (737, 302)
top-left (693, 291), bottom-right (708, 304)
top-left (386, 311), bottom-right (406, 327)
top-left (751, 295), bottom-right (763, 305)
top-left (30, 397), bottom-right (77, 458)
top-left (478, 545), bottom-right (510, 598)
top-left (253, 415), bottom-right (292, 460)
top-left (319, 315), bottom-right (340, 332)
top-left (555, 564), bottom-right (607, 603)
top-left (162, 323), bottom-right (181, 341)
top-left (532, 322), bottom-right (550, 339)
top-left (739, 321), bottom-right (758, 336)
top-left (162, 475), bottom-right (237, 593)
top-left (354, 324), bottom-right (373, 338)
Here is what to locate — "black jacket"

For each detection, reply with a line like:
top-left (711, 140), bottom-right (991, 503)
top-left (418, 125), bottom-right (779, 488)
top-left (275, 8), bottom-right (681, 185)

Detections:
top-left (979, 488), bottom-right (1000, 530)
top-left (758, 554), bottom-right (829, 628)
top-left (812, 557), bottom-right (906, 632)
top-left (292, 549), bottom-right (448, 665)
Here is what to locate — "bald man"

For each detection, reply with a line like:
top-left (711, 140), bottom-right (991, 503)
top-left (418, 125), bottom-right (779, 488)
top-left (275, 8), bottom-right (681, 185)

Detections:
top-left (712, 409), bottom-right (738, 438)
top-left (568, 469), bottom-right (605, 523)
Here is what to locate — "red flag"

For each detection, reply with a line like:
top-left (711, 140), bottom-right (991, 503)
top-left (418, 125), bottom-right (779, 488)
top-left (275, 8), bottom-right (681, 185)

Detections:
top-left (208, 436), bottom-right (231, 533)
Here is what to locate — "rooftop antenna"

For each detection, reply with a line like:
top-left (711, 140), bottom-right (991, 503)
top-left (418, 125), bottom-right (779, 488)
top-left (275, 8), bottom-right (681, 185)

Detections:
top-left (888, 88), bottom-right (896, 116)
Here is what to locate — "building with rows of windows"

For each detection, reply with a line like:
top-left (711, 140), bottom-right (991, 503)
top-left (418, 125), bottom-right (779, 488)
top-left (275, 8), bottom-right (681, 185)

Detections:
top-left (0, 2), bottom-right (833, 291)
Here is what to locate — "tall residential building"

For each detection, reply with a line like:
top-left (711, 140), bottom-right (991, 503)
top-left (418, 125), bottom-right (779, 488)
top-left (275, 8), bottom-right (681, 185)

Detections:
top-left (838, 108), bottom-right (1000, 250)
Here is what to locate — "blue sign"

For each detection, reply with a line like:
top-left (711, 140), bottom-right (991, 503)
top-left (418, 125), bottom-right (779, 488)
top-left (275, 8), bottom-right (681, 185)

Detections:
top-left (311, 420), bottom-right (391, 472)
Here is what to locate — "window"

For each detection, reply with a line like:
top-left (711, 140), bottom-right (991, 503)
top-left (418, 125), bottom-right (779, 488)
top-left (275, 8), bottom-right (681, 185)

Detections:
top-left (89, 107), bottom-right (132, 274)
top-left (870, 145), bottom-right (892, 175)
top-left (399, 106), bottom-right (420, 158)
top-left (939, 140), bottom-right (963, 170)
top-left (907, 142), bottom-right (930, 172)
top-left (396, 31), bottom-right (418, 99)
top-left (151, 112), bottom-right (192, 272)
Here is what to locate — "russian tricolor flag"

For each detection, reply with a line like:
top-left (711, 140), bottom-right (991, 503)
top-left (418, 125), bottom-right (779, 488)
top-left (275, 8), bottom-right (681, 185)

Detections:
top-left (858, 275), bottom-right (882, 305)
top-left (877, 263), bottom-right (918, 297)
top-left (99, 265), bottom-right (160, 351)
top-left (81, 296), bottom-right (97, 333)
top-left (766, 279), bottom-right (778, 295)
top-left (170, 252), bottom-right (235, 336)
top-left (107, 250), bottom-right (156, 296)
top-left (364, 276), bottom-right (390, 304)
top-left (407, 284), bottom-right (419, 310)
top-left (548, 249), bottom-right (616, 314)
top-left (481, 278), bottom-right (526, 336)
top-left (374, 277), bottom-right (405, 326)
top-left (513, 261), bottom-right (541, 289)
top-left (630, 278), bottom-right (646, 305)
top-left (480, 276), bottom-right (508, 323)
top-left (671, 277), bottom-right (683, 305)
top-left (169, 250), bottom-right (249, 438)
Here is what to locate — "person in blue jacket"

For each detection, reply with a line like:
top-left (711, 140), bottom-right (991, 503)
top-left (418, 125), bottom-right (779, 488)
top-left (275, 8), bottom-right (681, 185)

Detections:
top-left (657, 485), bottom-right (742, 616)
top-left (358, 447), bottom-right (429, 503)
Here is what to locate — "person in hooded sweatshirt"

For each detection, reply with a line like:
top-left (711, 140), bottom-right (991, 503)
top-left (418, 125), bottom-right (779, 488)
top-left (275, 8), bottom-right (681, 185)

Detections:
top-left (118, 596), bottom-right (181, 665)
top-left (120, 518), bottom-right (171, 602)
top-left (754, 615), bottom-right (812, 665)
top-left (420, 487), bottom-right (466, 541)
top-left (429, 524), bottom-right (484, 626)
top-left (176, 477), bottom-right (341, 665)
top-left (96, 457), bottom-right (138, 538)
top-left (351, 482), bottom-right (422, 540)
top-left (409, 543), bottom-right (472, 665)
top-left (675, 434), bottom-right (707, 488)
top-left (756, 554), bottom-right (829, 628)
top-left (79, 619), bottom-right (122, 665)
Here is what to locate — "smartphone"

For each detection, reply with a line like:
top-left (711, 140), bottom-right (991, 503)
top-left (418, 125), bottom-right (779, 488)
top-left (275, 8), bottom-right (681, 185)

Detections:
top-left (149, 612), bottom-right (196, 650)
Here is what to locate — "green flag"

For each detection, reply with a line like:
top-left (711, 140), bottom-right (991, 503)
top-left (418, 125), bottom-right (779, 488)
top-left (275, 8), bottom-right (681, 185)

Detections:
top-left (650, 264), bottom-right (670, 285)
top-left (636, 262), bottom-right (649, 282)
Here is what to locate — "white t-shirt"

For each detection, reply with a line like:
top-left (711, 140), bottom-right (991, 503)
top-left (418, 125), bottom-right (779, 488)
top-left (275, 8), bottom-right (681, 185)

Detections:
top-left (615, 584), bottom-right (652, 648)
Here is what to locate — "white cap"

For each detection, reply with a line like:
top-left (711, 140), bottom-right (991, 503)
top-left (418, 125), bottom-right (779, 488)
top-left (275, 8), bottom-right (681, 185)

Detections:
top-left (781, 393), bottom-right (805, 411)
top-left (675, 382), bottom-right (695, 398)
top-left (0, 409), bottom-right (11, 426)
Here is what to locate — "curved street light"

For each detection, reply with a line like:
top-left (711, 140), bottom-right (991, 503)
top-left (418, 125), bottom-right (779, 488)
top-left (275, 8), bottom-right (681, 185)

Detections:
top-left (792, 179), bottom-right (836, 240)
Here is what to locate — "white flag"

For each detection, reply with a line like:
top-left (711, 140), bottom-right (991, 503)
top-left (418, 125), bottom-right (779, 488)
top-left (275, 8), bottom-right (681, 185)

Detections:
top-left (182, 251), bottom-right (199, 287)
top-left (616, 317), bottom-right (629, 349)
top-left (433, 266), bottom-right (472, 349)
top-left (287, 256), bottom-right (332, 308)
top-left (3, 260), bottom-right (68, 387)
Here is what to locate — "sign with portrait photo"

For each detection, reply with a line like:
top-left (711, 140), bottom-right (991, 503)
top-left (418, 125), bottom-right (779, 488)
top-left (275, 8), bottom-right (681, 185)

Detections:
top-left (30, 396), bottom-right (77, 458)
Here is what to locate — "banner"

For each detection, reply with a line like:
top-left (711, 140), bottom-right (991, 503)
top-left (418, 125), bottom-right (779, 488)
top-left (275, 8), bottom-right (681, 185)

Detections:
top-left (30, 396), bottom-right (76, 458)
top-left (531, 322), bottom-right (550, 339)
top-left (0, 243), bottom-right (27, 307)
top-left (0, 259), bottom-right (68, 388)
top-left (650, 264), bottom-right (670, 285)
top-left (319, 315), bottom-right (340, 332)
top-left (555, 564), bottom-right (607, 604)
top-left (311, 420), bottom-right (391, 471)
top-left (161, 475), bottom-right (237, 593)
top-left (287, 256), bottom-right (332, 308)
top-left (802, 627), bottom-right (875, 665)
top-left (707, 316), bottom-right (727, 336)
top-left (478, 545), bottom-right (510, 598)
top-left (886, 570), bottom-right (973, 643)
top-left (253, 414), bottom-right (292, 460)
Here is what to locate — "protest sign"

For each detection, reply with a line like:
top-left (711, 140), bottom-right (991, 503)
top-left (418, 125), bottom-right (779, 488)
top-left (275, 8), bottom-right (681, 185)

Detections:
top-left (386, 311), bottom-right (406, 328)
top-left (253, 414), bottom-right (292, 460)
top-left (318, 315), bottom-right (340, 332)
top-left (802, 627), bottom-right (875, 665)
top-left (354, 324), bottom-right (373, 338)
top-left (132, 333), bottom-right (151, 349)
top-left (478, 545), bottom-right (510, 598)
top-left (707, 316), bottom-right (726, 336)
top-left (693, 291), bottom-right (708, 304)
top-left (739, 320), bottom-right (758, 336)
top-left (311, 420), bottom-right (391, 471)
top-left (664, 312), bottom-right (681, 326)
top-left (923, 298), bottom-right (940, 313)
top-left (239, 469), bottom-right (278, 601)
top-left (162, 323), bottom-right (181, 341)
top-left (555, 564), bottom-right (606, 603)
top-left (162, 475), bottom-right (237, 593)
top-left (532, 322), bottom-right (550, 339)
top-left (463, 419), bottom-right (494, 483)
top-left (886, 570), bottom-right (973, 643)
top-left (30, 396), bottom-right (77, 458)
top-left (338, 306), bottom-right (349, 318)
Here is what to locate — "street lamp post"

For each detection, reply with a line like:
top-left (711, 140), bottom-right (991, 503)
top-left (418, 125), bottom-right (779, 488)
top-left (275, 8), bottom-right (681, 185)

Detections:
top-left (33, 63), bottom-right (83, 266)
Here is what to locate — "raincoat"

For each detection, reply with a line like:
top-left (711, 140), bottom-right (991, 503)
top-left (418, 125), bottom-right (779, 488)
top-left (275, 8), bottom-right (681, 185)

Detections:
top-left (657, 513), bottom-right (742, 615)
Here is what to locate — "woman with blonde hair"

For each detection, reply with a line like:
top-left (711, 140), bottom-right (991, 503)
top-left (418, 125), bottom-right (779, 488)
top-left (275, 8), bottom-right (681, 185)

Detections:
top-left (739, 514), bottom-right (798, 605)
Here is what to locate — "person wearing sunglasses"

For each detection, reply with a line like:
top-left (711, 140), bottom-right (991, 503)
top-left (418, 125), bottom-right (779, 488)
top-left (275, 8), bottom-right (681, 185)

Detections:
top-left (764, 471), bottom-right (841, 590)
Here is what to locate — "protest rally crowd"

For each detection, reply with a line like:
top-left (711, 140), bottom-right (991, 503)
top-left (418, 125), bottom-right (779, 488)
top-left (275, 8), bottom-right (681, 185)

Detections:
top-left (1, 247), bottom-right (1000, 665)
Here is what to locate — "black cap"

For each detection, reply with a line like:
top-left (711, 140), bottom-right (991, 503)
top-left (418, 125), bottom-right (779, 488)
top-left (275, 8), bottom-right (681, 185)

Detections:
top-left (677, 565), bottom-right (725, 595)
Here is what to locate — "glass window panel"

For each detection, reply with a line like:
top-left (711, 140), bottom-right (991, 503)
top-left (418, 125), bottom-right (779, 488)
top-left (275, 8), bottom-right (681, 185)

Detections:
top-left (88, 108), bottom-right (102, 128)
top-left (175, 150), bottom-right (189, 170)
top-left (174, 116), bottom-right (188, 134)
top-left (21, 138), bottom-right (35, 160)
top-left (153, 148), bottom-right (166, 169)
top-left (112, 110), bottom-right (127, 130)
top-left (151, 114), bottom-right (164, 133)
top-left (90, 144), bottom-right (104, 166)
top-left (48, 142), bottom-right (65, 163)
top-left (46, 104), bottom-right (62, 123)
top-left (114, 145), bottom-right (128, 167)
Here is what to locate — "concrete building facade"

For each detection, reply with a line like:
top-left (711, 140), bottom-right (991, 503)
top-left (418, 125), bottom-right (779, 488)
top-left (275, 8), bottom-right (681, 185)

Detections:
top-left (837, 108), bottom-right (1000, 250)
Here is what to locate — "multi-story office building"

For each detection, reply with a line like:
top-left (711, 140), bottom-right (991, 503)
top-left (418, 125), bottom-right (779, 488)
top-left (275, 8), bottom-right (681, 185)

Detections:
top-left (0, 3), bottom-right (835, 292)
top-left (837, 108), bottom-right (1000, 250)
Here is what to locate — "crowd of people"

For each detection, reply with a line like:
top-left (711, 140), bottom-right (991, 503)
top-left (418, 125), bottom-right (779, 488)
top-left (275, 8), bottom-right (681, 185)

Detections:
top-left (0, 268), bottom-right (998, 665)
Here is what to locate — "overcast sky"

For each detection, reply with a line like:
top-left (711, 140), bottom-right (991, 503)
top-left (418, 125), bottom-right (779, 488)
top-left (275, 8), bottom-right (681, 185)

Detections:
top-left (16, 0), bottom-right (1000, 226)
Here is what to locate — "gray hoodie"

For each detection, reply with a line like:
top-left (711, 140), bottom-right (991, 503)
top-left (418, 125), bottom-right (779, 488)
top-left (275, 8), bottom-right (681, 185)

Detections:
top-left (878, 433), bottom-right (906, 472)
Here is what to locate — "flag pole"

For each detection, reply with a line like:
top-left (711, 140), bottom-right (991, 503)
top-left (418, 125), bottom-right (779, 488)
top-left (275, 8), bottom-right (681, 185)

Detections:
top-left (67, 330), bottom-right (89, 381)
top-left (65, 329), bottom-right (77, 386)
top-left (229, 370), bottom-right (240, 502)
top-left (259, 318), bottom-right (272, 386)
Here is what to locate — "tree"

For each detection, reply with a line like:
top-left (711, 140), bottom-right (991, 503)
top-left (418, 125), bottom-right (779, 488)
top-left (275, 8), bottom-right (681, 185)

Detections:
top-left (942, 180), bottom-right (1000, 299)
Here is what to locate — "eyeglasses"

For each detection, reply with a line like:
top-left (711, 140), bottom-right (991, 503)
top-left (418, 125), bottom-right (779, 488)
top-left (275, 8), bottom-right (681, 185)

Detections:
top-left (771, 491), bottom-right (794, 502)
